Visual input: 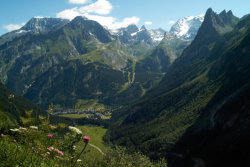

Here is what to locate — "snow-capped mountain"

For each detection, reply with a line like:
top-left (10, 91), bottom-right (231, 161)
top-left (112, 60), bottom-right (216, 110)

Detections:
top-left (0, 17), bottom-right (69, 45)
top-left (170, 14), bottom-right (204, 40)
top-left (115, 25), bottom-right (166, 46)
top-left (148, 28), bottom-right (166, 42)
top-left (116, 24), bottom-right (139, 36)
top-left (20, 17), bottom-right (69, 34)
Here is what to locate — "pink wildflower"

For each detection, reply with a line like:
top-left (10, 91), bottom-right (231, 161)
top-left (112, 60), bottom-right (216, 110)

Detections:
top-left (58, 150), bottom-right (63, 156)
top-left (83, 136), bottom-right (90, 143)
top-left (1, 133), bottom-right (4, 137)
top-left (47, 134), bottom-right (53, 138)
top-left (46, 152), bottom-right (50, 155)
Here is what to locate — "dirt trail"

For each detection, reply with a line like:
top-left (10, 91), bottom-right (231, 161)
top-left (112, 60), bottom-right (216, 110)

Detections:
top-left (89, 143), bottom-right (104, 155)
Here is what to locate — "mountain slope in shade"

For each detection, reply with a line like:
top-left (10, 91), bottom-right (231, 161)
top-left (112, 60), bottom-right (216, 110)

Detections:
top-left (107, 9), bottom-right (250, 167)
top-left (0, 81), bottom-right (46, 131)
top-left (0, 16), bottom-right (150, 109)
top-left (0, 16), bottom-right (113, 95)
top-left (23, 40), bottom-right (144, 109)
top-left (170, 14), bottom-right (204, 40)
top-left (135, 32), bottom-right (190, 74)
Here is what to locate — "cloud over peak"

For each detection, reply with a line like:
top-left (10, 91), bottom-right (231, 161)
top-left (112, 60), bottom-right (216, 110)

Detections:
top-left (79, 0), bottom-right (112, 15)
top-left (56, 0), bottom-right (140, 31)
top-left (57, 0), bottom-right (112, 20)
top-left (81, 14), bottom-right (139, 31)
top-left (56, 7), bottom-right (80, 20)
top-left (3, 23), bottom-right (25, 32)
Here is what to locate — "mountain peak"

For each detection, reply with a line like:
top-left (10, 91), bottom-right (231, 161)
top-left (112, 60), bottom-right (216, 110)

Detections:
top-left (114, 24), bottom-right (164, 46)
top-left (193, 8), bottom-right (239, 44)
top-left (206, 8), bottom-right (214, 15)
top-left (68, 15), bottom-right (113, 43)
top-left (220, 9), bottom-right (227, 16)
top-left (73, 15), bottom-right (88, 21)
top-left (122, 24), bottom-right (139, 34)
top-left (21, 17), bottom-right (69, 34)
top-left (127, 24), bottom-right (138, 29)
top-left (140, 25), bottom-right (146, 30)
top-left (169, 14), bottom-right (204, 40)
top-left (227, 10), bottom-right (233, 17)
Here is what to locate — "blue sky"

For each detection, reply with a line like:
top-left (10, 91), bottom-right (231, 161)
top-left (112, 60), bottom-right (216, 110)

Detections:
top-left (0, 0), bottom-right (249, 35)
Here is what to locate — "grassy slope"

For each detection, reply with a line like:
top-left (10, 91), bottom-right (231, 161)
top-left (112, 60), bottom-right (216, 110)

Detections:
top-left (0, 82), bottom-right (47, 130)
top-left (75, 126), bottom-right (109, 165)
top-left (78, 126), bottom-right (109, 152)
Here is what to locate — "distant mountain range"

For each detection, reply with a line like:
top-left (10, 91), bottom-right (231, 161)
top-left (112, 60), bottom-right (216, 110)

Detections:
top-left (114, 25), bottom-right (166, 46)
top-left (114, 14), bottom-right (205, 46)
top-left (0, 13), bottom-right (203, 110)
top-left (0, 13), bottom-right (205, 48)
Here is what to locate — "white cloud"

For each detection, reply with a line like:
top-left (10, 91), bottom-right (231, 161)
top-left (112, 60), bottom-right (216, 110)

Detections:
top-left (69, 0), bottom-right (90, 4)
top-left (114, 16), bottom-right (140, 29)
top-left (144, 21), bottom-right (152, 25)
top-left (57, 0), bottom-right (112, 19)
top-left (56, 7), bottom-right (80, 20)
top-left (56, 0), bottom-right (139, 31)
top-left (79, 0), bottom-right (112, 15)
top-left (83, 14), bottom-right (139, 30)
top-left (168, 20), bottom-right (176, 24)
top-left (3, 22), bottom-right (25, 32)
top-left (83, 13), bottom-right (115, 27)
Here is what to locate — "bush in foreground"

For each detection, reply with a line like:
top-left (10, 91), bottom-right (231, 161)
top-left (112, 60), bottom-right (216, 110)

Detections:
top-left (0, 125), bottom-right (167, 167)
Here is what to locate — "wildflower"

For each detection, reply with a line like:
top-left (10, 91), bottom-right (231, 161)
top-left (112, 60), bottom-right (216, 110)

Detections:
top-left (13, 139), bottom-right (16, 142)
top-left (83, 136), bottom-right (90, 143)
top-left (8, 94), bottom-right (14, 99)
top-left (47, 134), bottom-right (53, 138)
top-left (72, 137), bottom-right (89, 167)
top-left (47, 147), bottom-right (55, 151)
top-left (73, 145), bottom-right (76, 150)
top-left (29, 126), bottom-right (38, 130)
top-left (1, 133), bottom-right (4, 137)
top-left (46, 152), bottom-right (50, 155)
top-left (68, 126), bottom-right (82, 134)
top-left (10, 128), bottom-right (19, 132)
top-left (19, 127), bottom-right (27, 131)
top-left (50, 125), bottom-right (57, 130)
top-left (57, 150), bottom-right (63, 156)
top-left (77, 159), bottom-right (82, 162)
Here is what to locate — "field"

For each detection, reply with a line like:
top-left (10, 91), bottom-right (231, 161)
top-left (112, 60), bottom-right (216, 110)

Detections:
top-left (59, 114), bottom-right (88, 119)
top-left (75, 126), bottom-right (110, 165)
